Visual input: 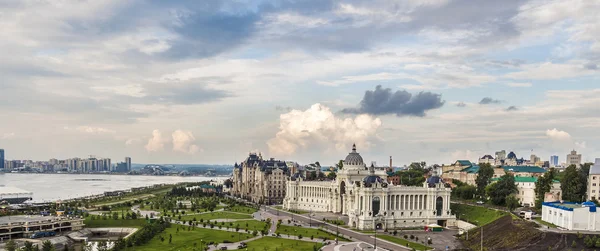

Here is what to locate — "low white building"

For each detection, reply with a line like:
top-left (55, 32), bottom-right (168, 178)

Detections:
top-left (542, 201), bottom-right (600, 231)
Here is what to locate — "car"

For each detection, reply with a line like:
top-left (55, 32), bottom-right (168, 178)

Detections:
top-left (220, 247), bottom-right (228, 250)
top-left (476, 201), bottom-right (484, 205)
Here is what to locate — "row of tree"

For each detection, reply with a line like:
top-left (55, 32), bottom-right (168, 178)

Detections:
top-left (5, 240), bottom-right (58, 251)
top-left (473, 162), bottom-right (594, 210)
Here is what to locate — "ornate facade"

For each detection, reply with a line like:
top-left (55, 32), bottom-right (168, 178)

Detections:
top-left (231, 153), bottom-right (290, 204)
top-left (283, 144), bottom-right (455, 230)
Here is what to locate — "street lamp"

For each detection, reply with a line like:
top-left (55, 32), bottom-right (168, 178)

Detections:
top-left (336, 216), bottom-right (340, 245)
top-left (309, 209), bottom-right (313, 227)
top-left (374, 213), bottom-right (383, 251)
top-left (475, 220), bottom-right (483, 251)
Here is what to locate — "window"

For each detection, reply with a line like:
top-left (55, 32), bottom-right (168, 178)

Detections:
top-left (594, 176), bottom-right (597, 180)
top-left (593, 190), bottom-right (596, 193)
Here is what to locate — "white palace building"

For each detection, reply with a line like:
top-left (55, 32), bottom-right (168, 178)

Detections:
top-left (283, 144), bottom-right (455, 230)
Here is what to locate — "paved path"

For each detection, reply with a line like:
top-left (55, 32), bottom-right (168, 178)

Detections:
top-left (132, 205), bottom-right (159, 217)
top-left (263, 206), bottom-right (411, 251)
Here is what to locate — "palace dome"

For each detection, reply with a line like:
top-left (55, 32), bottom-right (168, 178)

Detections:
top-left (507, 151), bottom-right (517, 159)
top-left (344, 144), bottom-right (364, 166)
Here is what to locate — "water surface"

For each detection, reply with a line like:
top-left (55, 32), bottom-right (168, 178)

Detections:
top-left (0, 173), bottom-right (219, 202)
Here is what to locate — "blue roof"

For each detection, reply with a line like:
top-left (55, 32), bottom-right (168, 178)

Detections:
top-left (502, 166), bottom-right (546, 173)
top-left (543, 201), bottom-right (597, 212)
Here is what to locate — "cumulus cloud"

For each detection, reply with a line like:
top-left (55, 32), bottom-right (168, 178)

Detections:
top-left (505, 106), bottom-right (518, 111)
top-left (456, 102), bottom-right (467, 108)
top-left (479, 97), bottom-right (502, 105)
top-left (267, 103), bottom-right (382, 156)
top-left (172, 130), bottom-right (201, 154)
top-left (341, 85), bottom-right (444, 117)
top-left (145, 130), bottom-right (167, 152)
top-left (546, 128), bottom-right (572, 141)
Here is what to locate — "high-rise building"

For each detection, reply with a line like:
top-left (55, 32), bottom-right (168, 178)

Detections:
top-left (125, 157), bottom-right (131, 171)
top-left (0, 149), bottom-right (4, 169)
top-left (550, 155), bottom-right (559, 167)
top-left (567, 150), bottom-right (582, 166)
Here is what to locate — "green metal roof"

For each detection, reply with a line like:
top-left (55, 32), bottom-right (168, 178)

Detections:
top-left (456, 160), bottom-right (473, 166)
top-left (461, 165), bottom-right (480, 173)
top-left (502, 166), bottom-right (546, 173)
top-left (491, 176), bottom-right (560, 183)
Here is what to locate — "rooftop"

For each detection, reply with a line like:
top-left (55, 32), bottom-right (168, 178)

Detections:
top-left (502, 165), bottom-right (546, 173)
top-left (543, 201), bottom-right (597, 212)
top-left (589, 158), bottom-right (600, 175)
top-left (0, 215), bottom-right (63, 225)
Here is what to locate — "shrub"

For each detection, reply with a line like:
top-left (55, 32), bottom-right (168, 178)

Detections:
top-left (410, 235), bottom-right (415, 240)
top-left (404, 235), bottom-right (408, 239)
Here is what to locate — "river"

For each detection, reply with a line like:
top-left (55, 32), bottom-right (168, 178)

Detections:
top-left (0, 173), bottom-right (222, 202)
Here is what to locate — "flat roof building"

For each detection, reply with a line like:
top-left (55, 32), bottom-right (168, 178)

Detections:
top-left (542, 201), bottom-right (600, 231)
top-left (0, 215), bottom-right (84, 239)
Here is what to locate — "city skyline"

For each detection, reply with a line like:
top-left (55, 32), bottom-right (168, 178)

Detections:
top-left (0, 1), bottom-right (599, 165)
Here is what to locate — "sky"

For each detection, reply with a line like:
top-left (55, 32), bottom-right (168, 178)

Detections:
top-left (0, 0), bottom-right (599, 166)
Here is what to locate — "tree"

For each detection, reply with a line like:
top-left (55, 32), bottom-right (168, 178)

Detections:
top-left (486, 174), bottom-right (518, 206)
top-left (336, 160), bottom-right (344, 170)
top-left (561, 165), bottom-right (584, 202)
top-left (96, 241), bottom-right (108, 251)
top-left (476, 163), bottom-right (495, 198)
top-left (5, 240), bottom-right (16, 251)
top-left (535, 168), bottom-right (556, 208)
top-left (579, 163), bottom-right (593, 201)
top-left (41, 240), bottom-right (55, 251)
top-left (506, 194), bottom-right (520, 211)
top-left (327, 172), bottom-right (337, 180)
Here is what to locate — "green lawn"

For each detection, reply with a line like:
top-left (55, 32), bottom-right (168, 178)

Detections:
top-left (178, 211), bottom-right (253, 222)
top-left (230, 220), bottom-right (270, 231)
top-left (233, 237), bottom-right (323, 251)
top-left (226, 205), bottom-right (258, 214)
top-left (199, 220), bottom-right (270, 232)
top-left (450, 203), bottom-right (507, 226)
top-left (84, 218), bottom-right (147, 228)
top-left (534, 218), bottom-right (558, 228)
top-left (126, 226), bottom-right (254, 251)
top-left (377, 235), bottom-right (432, 251)
top-left (275, 225), bottom-right (346, 240)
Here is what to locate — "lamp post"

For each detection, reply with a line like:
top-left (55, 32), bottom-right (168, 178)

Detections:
top-left (475, 220), bottom-right (483, 251)
top-left (309, 209), bottom-right (313, 227)
top-left (374, 213), bottom-right (383, 251)
top-left (336, 216), bottom-right (340, 245)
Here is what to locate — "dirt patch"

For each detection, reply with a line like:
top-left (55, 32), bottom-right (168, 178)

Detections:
top-left (459, 216), bottom-right (600, 251)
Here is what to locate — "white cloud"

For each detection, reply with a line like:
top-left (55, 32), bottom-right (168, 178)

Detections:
top-left (145, 130), bottom-right (167, 152)
top-left (172, 130), bottom-right (201, 154)
top-left (575, 141), bottom-right (587, 149)
top-left (545, 128), bottom-right (572, 141)
top-left (1, 133), bottom-right (15, 139)
top-left (505, 83), bottom-right (532, 87)
top-left (267, 103), bottom-right (382, 156)
top-left (75, 126), bottom-right (116, 134)
top-left (505, 62), bottom-right (596, 80)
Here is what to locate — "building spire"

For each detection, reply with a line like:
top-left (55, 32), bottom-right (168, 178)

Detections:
top-left (352, 143), bottom-right (356, 152)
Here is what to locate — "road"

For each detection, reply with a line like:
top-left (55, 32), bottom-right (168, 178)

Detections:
top-left (264, 206), bottom-right (409, 251)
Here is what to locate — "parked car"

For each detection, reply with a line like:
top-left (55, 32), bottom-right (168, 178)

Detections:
top-left (220, 247), bottom-right (227, 250)
top-left (476, 201), bottom-right (484, 205)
